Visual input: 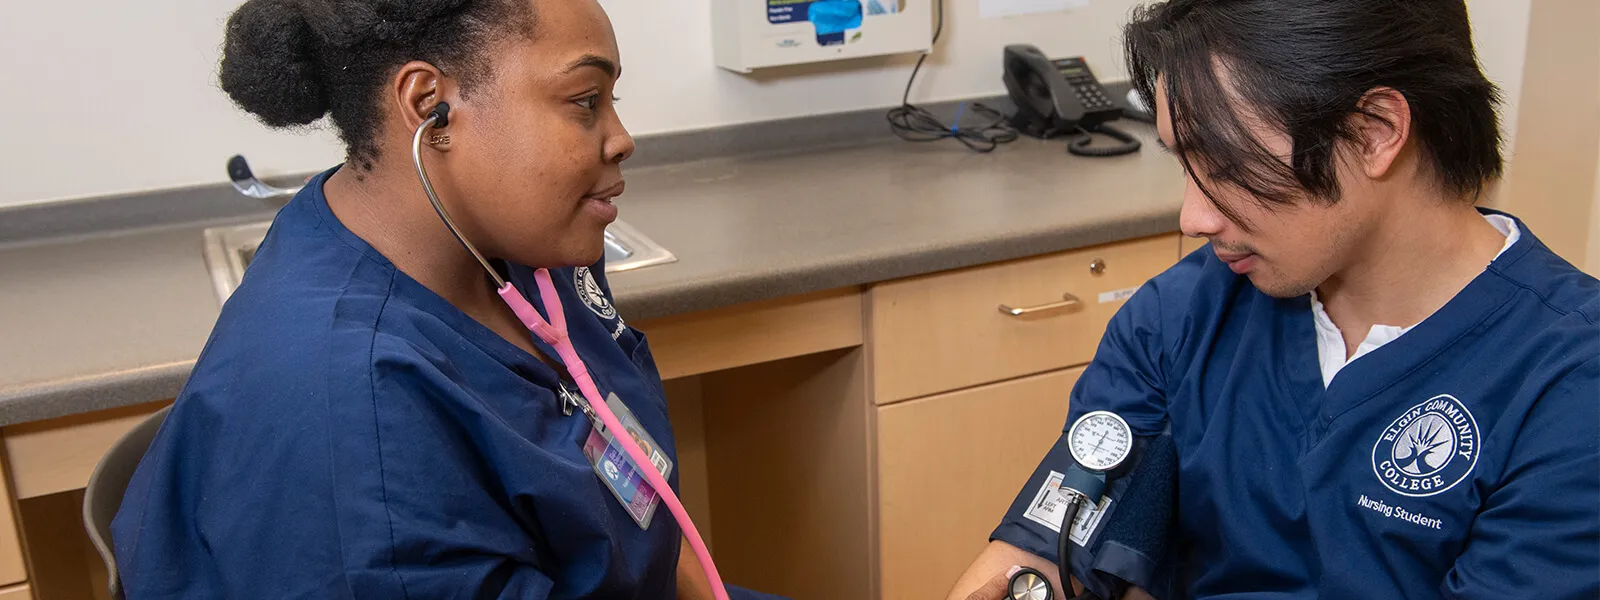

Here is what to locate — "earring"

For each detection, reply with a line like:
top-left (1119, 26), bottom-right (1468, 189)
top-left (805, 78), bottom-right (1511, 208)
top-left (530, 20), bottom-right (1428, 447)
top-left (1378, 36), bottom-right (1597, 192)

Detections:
top-left (429, 133), bottom-right (452, 146)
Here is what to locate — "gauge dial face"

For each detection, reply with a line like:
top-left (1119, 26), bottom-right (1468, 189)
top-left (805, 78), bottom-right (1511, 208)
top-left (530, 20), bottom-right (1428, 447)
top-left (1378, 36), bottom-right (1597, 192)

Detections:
top-left (1067, 411), bottom-right (1133, 472)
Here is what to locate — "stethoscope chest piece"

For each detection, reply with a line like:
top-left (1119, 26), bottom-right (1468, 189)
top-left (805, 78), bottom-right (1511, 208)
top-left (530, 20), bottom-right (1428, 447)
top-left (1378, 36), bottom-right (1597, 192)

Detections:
top-left (1008, 566), bottom-right (1054, 600)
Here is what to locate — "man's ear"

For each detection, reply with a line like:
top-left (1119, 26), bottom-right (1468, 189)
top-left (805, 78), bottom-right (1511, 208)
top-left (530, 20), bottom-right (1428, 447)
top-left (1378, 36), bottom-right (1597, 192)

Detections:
top-left (1351, 86), bottom-right (1412, 180)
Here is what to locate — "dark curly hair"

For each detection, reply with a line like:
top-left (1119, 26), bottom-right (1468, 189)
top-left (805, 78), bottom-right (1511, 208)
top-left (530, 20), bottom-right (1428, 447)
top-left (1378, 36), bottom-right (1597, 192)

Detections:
top-left (1124, 0), bottom-right (1503, 222)
top-left (219, 0), bottom-right (536, 171)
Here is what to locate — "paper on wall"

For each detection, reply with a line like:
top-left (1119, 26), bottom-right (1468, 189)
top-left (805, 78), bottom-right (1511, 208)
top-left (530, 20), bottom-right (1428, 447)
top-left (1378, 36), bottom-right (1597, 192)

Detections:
top-left (980, 0), bottom-right (1089, 19)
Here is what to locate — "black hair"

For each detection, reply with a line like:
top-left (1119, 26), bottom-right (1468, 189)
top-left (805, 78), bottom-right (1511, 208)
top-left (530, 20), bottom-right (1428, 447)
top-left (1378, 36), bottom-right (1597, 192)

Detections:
top-left (1124, 0), bottom-right (1504, 223)
top-left (218, 0), bottom-right (536, 171)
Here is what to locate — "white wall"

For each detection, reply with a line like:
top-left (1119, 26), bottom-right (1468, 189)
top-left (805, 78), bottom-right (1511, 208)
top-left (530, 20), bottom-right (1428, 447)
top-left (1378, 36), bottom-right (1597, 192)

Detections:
top-left (0, 0), bottom-right (1535, 209)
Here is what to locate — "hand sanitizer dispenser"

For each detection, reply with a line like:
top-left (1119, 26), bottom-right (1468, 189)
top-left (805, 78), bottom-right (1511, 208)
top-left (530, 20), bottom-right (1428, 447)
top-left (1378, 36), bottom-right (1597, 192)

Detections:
top-left (712, 0), bottom-right (932, 73)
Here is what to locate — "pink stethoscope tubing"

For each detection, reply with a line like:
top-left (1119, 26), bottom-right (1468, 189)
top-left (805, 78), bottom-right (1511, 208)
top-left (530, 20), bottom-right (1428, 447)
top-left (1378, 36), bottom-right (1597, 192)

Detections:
top-left (411, 107), bottom-right (729, 600)
top-left (501, 273), bottom-right (728, 600)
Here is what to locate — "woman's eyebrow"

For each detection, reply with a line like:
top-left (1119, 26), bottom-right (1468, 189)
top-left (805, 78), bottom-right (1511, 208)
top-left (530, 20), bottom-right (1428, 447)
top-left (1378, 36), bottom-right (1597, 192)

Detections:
top-left (564, 54), bottom-right (619, 78)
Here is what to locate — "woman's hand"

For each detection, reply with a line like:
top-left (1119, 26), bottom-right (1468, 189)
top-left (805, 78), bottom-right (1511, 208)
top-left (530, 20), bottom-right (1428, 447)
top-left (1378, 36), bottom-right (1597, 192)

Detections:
top-left (959, 566), bottom-right (1025, 600)
top-left (955, 564), bottom-right (1155, 600)
top-left (947, 541), bottom-right (1067, 600)
top-left (676, 536), bottom-right (715, 600)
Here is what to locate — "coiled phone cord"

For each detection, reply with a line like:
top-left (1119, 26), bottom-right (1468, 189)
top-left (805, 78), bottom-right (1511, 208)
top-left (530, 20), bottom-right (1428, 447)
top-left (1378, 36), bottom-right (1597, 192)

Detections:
top-left (1067, 123), bottom-right (1142, 158)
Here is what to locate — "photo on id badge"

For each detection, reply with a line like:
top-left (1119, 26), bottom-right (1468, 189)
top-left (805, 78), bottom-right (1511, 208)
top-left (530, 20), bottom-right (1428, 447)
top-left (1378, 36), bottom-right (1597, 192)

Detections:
top-left (582, 392), bottom-right (674, 529)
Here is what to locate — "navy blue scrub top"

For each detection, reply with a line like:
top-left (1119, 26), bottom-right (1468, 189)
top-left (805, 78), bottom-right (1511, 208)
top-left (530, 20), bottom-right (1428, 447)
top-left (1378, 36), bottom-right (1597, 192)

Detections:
top-left (992, 210), bottom-right (1599, 599)
top-left (111, 166), bottom-right (784, 600)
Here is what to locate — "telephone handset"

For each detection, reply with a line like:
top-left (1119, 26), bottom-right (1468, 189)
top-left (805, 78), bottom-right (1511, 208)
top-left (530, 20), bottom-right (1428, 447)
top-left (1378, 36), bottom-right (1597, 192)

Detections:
top-left (1002, 44), bottom-right (1141, 157)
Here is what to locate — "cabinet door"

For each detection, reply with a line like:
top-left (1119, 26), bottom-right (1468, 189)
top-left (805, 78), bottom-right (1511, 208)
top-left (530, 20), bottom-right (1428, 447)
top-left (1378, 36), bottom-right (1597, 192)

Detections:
top-left (0, 460), bottom-right (24, 586)
top-left (877, 366), bottom-right (1084, 600)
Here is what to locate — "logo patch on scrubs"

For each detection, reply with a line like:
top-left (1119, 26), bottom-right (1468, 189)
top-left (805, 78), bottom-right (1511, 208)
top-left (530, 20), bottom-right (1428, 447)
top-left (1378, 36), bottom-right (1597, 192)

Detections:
top-left (1371, 394), bottom-right (1480, 497)
top-left (574, 266), bottom-right (618, 320)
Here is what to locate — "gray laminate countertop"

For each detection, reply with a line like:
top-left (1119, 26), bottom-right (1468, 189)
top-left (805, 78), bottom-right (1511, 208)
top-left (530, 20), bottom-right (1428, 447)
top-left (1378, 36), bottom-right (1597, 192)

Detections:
top-left (0, 115), bottom-right (1185, 426)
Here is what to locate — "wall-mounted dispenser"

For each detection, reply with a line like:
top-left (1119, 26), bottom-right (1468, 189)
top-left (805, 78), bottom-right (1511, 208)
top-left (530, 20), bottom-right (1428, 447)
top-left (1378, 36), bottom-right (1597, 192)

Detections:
top-left (712, 0), bottom-right (933, 73)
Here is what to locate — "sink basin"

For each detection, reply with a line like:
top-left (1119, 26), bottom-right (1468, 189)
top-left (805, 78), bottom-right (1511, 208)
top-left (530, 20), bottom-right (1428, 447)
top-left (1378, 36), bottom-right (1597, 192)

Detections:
top-left (201, 219), bottom-right (676, 304)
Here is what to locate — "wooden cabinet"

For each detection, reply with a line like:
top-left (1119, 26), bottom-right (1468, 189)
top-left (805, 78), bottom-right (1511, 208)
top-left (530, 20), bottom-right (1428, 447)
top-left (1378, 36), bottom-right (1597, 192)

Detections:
top-left (1179, 235), bottom-right (1207, 258)
top-left (877, 366), bottom-right (1085, 600)
top-left (869, 234), bottom-right (1180, 405)
top-left (868, 233), bottom-right (1181, 599)
top-left (0, 230), bottom-right (1187, 600)
top-left (0, 462), bottom-right (24, 587)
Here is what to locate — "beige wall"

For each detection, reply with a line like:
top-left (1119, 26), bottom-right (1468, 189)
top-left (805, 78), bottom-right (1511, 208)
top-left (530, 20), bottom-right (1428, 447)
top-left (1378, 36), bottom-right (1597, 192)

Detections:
top-left (1589, 135), bottom-right (1600, 275)
top-left (1497, 0), bottom-right (1600, 267)
top-left (0, 0), bottom-right (1541, 209)
top-left (0, 0), bottom-right (1151, 208)
top-left (1466, 0), bottom-right (1533, 173)
top-left (1590, 38), bottom-right (1600, 276)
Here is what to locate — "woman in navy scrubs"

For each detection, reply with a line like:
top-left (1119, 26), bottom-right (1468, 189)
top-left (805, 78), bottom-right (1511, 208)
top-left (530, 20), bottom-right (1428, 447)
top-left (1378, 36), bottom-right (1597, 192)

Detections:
top-left (110, 1), bottom-right (781, 598)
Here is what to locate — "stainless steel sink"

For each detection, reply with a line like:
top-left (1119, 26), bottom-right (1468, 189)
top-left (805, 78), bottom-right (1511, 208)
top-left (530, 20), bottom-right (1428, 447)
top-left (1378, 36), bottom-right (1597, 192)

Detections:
top-left (201, 219), bottom-right (676, 304)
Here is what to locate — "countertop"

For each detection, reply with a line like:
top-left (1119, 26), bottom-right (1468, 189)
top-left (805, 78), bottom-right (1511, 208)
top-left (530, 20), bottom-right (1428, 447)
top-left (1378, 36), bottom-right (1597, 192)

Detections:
top-left (0, 120), bottom-right (1185, 427)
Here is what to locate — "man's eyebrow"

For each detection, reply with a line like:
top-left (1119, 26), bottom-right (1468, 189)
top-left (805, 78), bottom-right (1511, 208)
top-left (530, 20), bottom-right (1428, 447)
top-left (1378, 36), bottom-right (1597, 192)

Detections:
top-left (1154, 137), bottom-right (1175, 155)
top-left (564, 54), bottom-right (619, 78)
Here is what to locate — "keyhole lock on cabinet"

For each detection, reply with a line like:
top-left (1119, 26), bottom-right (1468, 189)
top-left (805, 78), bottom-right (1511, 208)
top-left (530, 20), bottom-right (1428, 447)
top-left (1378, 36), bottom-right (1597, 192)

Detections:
top-left (997, 257), bottom-right (1110, 317)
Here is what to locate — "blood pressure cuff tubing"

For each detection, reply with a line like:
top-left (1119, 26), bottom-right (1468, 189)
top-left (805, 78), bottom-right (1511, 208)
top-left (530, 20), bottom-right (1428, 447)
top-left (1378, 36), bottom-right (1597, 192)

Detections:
top-left (989, 432), bottom-right (1183, 600)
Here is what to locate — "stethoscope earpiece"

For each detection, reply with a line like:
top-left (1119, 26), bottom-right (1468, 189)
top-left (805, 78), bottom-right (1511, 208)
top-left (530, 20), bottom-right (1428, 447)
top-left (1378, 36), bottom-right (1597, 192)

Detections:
top-left (428, 102), bottom-right (450, 128)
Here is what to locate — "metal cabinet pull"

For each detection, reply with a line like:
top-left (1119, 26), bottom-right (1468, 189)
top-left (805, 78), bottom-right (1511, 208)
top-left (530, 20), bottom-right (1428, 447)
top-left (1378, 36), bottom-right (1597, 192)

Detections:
top-left (998, 293), bottom-right (1083, 317)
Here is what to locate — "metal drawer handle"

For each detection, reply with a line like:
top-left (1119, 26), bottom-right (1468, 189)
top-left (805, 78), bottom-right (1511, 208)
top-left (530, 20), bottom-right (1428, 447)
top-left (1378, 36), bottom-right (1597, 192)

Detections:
top-left (998, 293), bottom-right (1083, 317)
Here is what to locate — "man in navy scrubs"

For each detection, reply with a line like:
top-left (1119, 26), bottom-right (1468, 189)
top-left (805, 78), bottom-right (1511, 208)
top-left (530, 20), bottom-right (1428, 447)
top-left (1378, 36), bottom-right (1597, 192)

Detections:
top-left (949, 0), bottom-right (1599, 598)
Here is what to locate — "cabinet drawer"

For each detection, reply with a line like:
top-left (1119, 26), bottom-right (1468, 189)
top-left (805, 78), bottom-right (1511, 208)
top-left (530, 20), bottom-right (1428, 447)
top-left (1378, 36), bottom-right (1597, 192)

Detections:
top-left (877, 366), bottom-right (1084, 600)
top-left (869, 234), bottom-right (1177, 404)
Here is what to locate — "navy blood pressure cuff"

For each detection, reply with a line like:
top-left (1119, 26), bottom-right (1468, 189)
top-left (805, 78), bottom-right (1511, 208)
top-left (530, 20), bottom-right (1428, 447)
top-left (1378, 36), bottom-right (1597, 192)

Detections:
top-left (990, 433), bottom-right (1182, 600)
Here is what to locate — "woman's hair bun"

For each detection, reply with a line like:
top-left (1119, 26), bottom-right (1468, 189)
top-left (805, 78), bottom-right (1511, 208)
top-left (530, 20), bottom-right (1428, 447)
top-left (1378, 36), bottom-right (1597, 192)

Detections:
top-left (218, 0), bottom-right (330, 127)
top-left (298, 0), bottom-right (475, 48)
top-left (216, 0), bottom-right (533, 166)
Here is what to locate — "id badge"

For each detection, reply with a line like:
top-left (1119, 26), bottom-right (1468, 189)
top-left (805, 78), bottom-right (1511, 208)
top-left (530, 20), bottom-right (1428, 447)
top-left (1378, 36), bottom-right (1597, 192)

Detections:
top-left (576, 391), bottom-right (674, 529)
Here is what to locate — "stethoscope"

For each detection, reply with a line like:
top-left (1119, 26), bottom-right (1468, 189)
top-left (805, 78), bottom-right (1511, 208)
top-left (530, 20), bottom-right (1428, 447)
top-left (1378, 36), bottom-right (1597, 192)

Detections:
top-left (410, 103), bottom-right (731, 600)
top-left (1006, 410), bottom-right (1133, 600)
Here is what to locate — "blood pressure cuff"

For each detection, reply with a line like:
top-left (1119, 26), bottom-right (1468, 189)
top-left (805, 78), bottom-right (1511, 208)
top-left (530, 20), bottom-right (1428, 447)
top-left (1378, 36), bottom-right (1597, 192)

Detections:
top-left (989, 431), bottom-right (1183, 600)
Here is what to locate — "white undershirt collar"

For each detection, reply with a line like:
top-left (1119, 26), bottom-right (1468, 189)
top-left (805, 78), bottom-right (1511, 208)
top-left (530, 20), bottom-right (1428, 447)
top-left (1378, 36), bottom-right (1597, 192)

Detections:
top-left (1311, 214), bottom-right (1518, 388)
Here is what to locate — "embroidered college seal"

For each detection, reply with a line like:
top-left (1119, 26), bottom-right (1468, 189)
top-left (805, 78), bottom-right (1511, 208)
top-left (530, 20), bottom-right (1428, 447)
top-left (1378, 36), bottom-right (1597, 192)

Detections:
top-left (1371, 394), bottom-right (1480, 497)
